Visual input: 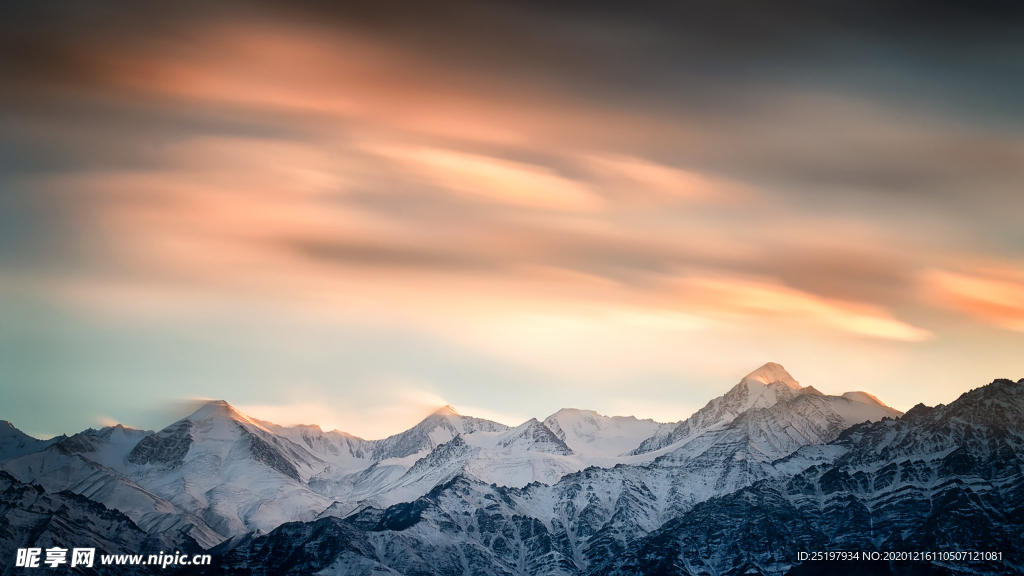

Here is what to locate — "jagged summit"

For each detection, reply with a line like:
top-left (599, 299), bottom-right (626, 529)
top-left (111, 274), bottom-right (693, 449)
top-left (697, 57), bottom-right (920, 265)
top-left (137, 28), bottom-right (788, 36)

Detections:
top-left (740, 362), bottom-right (801, 389)
top-left (152, 374), bottom-right (1024, 576)
top-left (495, 418), bottom-right (572, 455)
top-left (1, 421), bottom-right (67, 461)
top-left (11, 369), bottom-right (1020, 576)
top-left (630, 362), bottom-right (901, 457)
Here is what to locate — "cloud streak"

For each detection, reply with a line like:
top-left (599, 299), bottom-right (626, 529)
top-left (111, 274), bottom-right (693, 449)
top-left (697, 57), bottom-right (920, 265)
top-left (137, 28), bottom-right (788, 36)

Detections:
top-left (927, 268), bottom-right (1024, 333)
top-left (2, 0), bottom-right (1023, 436)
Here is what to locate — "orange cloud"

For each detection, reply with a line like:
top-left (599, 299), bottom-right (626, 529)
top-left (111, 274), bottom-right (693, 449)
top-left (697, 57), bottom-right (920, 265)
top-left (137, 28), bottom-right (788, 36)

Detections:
top-left (674, 275), bottom-right (932, 342)
top-left (581, 154), bottom-right (749, 204)
top-left (366, 144), bottom-right (601, 210)
top-left (14, 19), bottom-right (949, 365)
top-left (237, 385), bottom-right (456, 440)
top-left (926, 269), bottom-right (1024, 332)
top-left (79, 23), bottom-right (584, 147)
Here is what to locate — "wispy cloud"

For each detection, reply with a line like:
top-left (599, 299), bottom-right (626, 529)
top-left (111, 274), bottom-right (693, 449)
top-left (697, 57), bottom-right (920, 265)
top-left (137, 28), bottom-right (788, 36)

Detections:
top-left (926, 268), bottom-right (1024, 333)
top-left (3, 0), bottom-right (1023, 436)
top-left (365, 144), bottom-right (601, 210)
top-left (238, 383), bottom-right (456, 439)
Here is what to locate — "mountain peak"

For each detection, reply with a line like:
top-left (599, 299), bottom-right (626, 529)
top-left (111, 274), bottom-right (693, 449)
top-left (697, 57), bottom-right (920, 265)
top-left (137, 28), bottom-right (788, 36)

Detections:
top-left (184, 399), bottom-right (254, 424)
top-left (434, 404), bottom-right (459, 416)
top-left (495, 418), bottom-right (572, 455)
top-left (741, 362), bottom-right (801, 390)
top-left (1, 420), bottom-right (26, 437)
top-left (552, 408), bottom-right (595, 417)
top-left (842, 391), bottom-right (889, 408)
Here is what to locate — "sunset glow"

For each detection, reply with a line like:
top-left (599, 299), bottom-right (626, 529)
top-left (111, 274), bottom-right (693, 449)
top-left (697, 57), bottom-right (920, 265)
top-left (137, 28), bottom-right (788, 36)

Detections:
top-left (2, 0), bottom-right (1023, 439)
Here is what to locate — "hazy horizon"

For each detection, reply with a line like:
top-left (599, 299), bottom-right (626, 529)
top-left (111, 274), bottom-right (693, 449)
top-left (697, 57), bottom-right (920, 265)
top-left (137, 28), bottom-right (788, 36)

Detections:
top-left (2, 1), bottom-right (1023, 439)
top-left (3, 360), bottom-right (1014, 441)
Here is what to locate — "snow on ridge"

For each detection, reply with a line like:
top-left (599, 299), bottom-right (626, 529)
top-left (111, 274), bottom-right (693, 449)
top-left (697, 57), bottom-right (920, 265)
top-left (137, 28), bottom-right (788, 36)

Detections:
top-left (629, 362), bottom-right (900, 457)
top-left (543, 408), bottom-right (674, 458)
top-left (842, 390), bottom-right (892, 409)
top-left (740, 362), bottom-right (802, 390)
top-left (0, 421), bottom-right (67, 462)
top-left (2, 364), bottom-right (912, 544)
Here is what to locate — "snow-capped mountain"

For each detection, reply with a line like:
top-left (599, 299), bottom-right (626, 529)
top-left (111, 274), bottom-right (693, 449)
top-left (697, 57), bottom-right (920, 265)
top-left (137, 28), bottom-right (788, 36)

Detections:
top-left (543, 409), bottom-right (674, 457)
top-left (1, 425), bottom-right (226, 550)
top-left (123, 400), bottom-right (334, 537)
top-left (306, 406), bottom-right (512, 513)
top-left (367, 405), bottom-right (512, 463)
top-left (308, 361), bottom-right (902, 520)
top-left (14, 361), bottom-right (1002, 576)
top-left (1, 401), bottom-right (338, 548)
top-left (0, 470), bottom-right (204, 576)
top-left (313, 410), bottom-right (583, 516)
top-left (251, 420), bottom-right (372, 471)
top-left (56, 424), bottom-right (154, 470)
top-left (0, 420), bottom-right (64, 461)
top-left (1, 363), bottom-right (903, 547)
top-left (597, 377), bottom-right (1024, 576)
top-left (631, 362), bottom-right (900, 456)
top-left (334, 364), bottom-right (903, 573)
top-left (163, 362), bottom-right (910, 575)
top-left (186, 376), bottom-right (1022, 576)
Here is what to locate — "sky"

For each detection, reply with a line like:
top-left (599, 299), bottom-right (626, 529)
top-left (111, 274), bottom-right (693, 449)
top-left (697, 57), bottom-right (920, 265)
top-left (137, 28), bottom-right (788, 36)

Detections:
top-left (2, 0), bottom-right (1024, 439)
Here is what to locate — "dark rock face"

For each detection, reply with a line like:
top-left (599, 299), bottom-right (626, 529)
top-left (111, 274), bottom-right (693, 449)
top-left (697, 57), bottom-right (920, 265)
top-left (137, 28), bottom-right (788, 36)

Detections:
top-left (402, 435), bottom-right (475, 477)
top-left (174, 517), bottom-right (387, 576)
top-left (182, 379), bottom-right (1023, 576)
top-left (496, 419), bottom-right (574, 455)
top-left (55, 433), bottom-right (103, 455)
top-left (127, 421), bottom-right (194, 467)
top-left (241, 427), bottom-right (302, 482)
top-left (595, 379), bottom-right (1024, 576)
top-left (0, 471), bottom-right (200, 576)
top-left (188, 478), bottom-right (582, 576)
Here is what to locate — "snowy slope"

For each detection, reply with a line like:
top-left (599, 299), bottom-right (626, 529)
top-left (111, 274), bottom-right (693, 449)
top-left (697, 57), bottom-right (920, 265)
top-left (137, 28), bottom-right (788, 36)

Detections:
top-left (314, 415), bottom-right (581, 515)
top-left (55, 424), bottom-right (153, 471)
top-left (4, 402), bottom-right (340, 546)
top-left (543, 409), bottom-right (673, 457)
top-left (0, 361), bottom-right (908, 553)
top-left (253, 420), bottom-right (373, 473)
top-left (596, 378), bottom-right (1024, 576)
top-left (0, 470), bottom-right (207, 575)
top-left (632, 362), bottom-right (899, 455)
top-left (0, 420), bottom-right (64, 461)
top-left (203, 377), bottom-right (1023, 576)
top-left (314, 407), bottom-right (672, 515)
top-left (0, 422), bottom-right (231, 547)
top-left (1, 442), bottom-right (225, 549)
top-left (124, 400), bottom-right (334, 536)
top-left (305, 362), bottom-right (907, 571)
top-left (366, 405), bottom-right (511, 462)
top-left (307, 406), bottom-right (510, 500)
top-left (304, 363), bottom-right (902, 523)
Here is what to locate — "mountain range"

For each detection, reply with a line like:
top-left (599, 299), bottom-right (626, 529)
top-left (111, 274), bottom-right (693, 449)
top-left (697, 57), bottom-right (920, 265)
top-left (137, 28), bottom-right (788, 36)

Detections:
top-left (2, 363), bottom-right (1020, 575)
